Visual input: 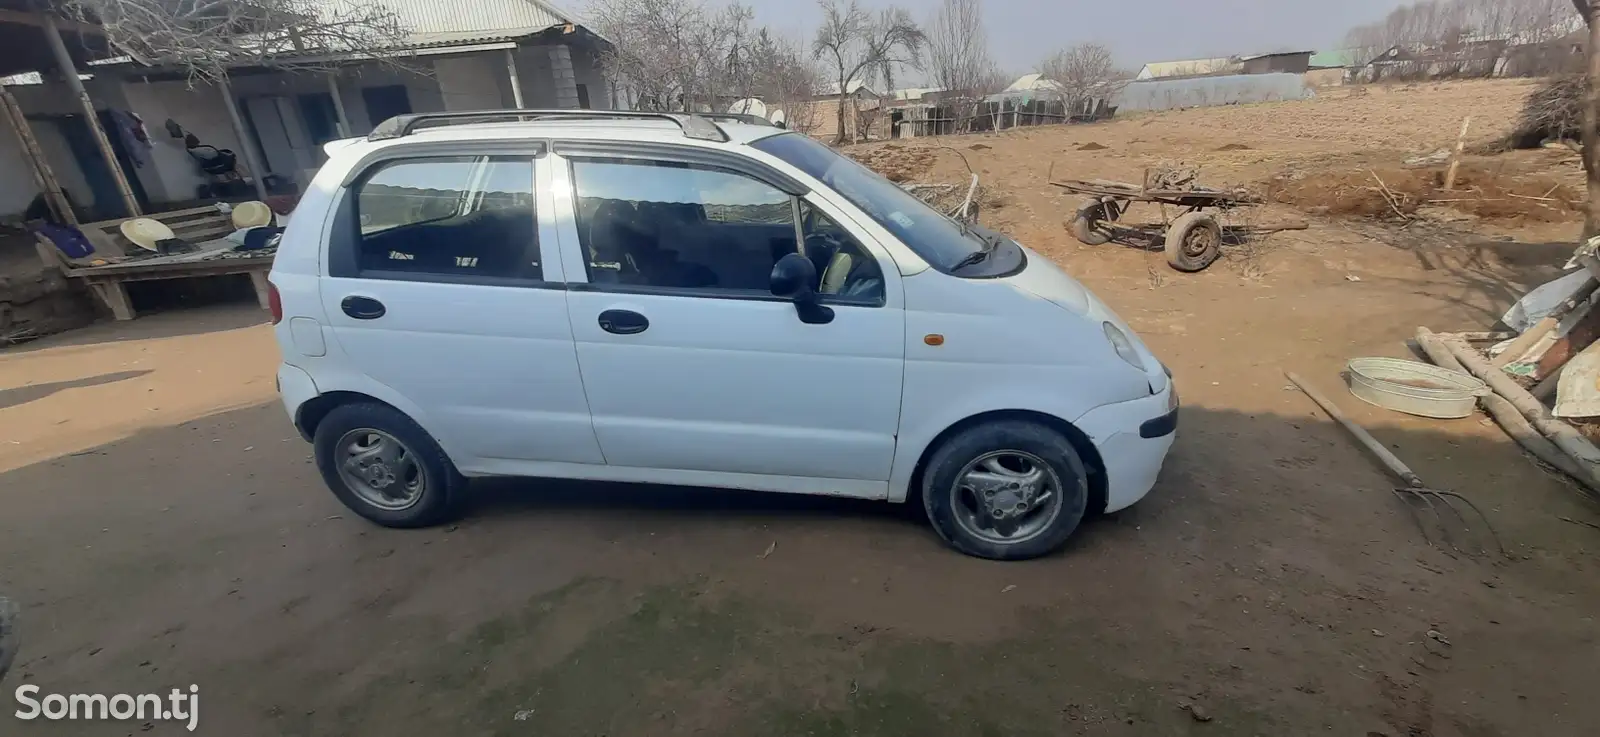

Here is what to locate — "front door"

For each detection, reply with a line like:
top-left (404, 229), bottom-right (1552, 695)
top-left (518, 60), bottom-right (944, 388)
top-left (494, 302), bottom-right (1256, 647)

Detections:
top-left (318, 149), bottom-right (605, 470)
top-left (552, 152), bottom-right (904, 493)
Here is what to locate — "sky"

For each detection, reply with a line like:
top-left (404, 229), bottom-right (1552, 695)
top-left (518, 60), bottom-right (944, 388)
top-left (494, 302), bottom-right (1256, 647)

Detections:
top-left (705, 0), bottom-right (1420, 80)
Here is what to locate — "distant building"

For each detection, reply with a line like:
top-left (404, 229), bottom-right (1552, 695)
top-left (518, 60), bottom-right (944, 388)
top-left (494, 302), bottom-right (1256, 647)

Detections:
top-left (1355, 41), bottom-right (1508, 82)
top-left (1135, 57), bottom-right (1239, 81)
top-left (1238, 51), bottom-right (1314, 75)
top-left (1135, 51), bottom-right (1311, 81)
top-left (1501, 29), bottom-right (1586, 77)
top-left (803, 79), bottom-right (883, 141)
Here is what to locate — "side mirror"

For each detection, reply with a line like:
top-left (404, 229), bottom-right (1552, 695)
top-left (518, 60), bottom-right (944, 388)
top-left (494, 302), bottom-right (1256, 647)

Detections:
top-left (770, 252), bottom-right (815, 299)
top-left (770, 252), bottom-right (834, 324)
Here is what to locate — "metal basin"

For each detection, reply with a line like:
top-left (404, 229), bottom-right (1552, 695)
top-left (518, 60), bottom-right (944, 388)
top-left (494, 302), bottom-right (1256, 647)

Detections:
top-left (1345, 357), bottom-right (1488, 419)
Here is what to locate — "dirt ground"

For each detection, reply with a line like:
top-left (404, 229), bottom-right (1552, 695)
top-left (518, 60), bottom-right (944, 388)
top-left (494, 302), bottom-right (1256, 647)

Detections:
top-left (4, 80), bottom-right (1600, 736)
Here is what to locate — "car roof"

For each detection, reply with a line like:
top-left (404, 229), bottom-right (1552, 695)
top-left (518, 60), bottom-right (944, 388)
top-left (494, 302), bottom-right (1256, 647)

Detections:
top-left (384, 117), bottom-right (786, 148)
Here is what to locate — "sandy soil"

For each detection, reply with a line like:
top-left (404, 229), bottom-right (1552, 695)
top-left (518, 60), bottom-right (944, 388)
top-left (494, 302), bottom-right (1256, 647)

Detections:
top-left (3, 80), bottom-right (1599, 737)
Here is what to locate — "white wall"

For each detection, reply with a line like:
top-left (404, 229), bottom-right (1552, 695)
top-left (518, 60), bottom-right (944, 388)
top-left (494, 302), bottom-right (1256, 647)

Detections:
top-left (28, 121), bottom-right (94, 209)
top-left (434, 55), bottom-right (509, 110)
top-left (515, 46), bottom-right (558, 108)
top-left (120, 77), bottom-right (242, 203)
top-left (4, 76), bottom-right (133, 215)
top-left (0, 113), bottom-right (40, 217)
top-left (569, 45), bottom-right (608, 108)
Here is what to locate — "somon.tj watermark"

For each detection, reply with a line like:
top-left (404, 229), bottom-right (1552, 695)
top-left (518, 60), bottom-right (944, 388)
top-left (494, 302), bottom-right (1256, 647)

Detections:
top-left (14, 684), bottom-right (199, 731)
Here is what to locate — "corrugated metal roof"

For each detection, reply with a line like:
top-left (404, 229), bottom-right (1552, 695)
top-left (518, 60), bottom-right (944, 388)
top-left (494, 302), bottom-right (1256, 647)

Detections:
top-left (1135, 57), bottom-right (1240, 81)
top-left (330, 0), bottom-right (574, 46)
top-left (889, 86), bottom-right (944, 101)
top-left (1004, 73), bottom-right (1060, 93)
top-left (1308, 49), bottom-right (1358, 68)
top-left (1237, 51), bottom-right (1313, 62)
top-left (819, 79), bottom-right (878, 97)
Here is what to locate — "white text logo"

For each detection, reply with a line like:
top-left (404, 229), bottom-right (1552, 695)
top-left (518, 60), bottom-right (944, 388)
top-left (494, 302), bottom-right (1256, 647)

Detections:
top-left (14, 684), bottom-right (199, 731)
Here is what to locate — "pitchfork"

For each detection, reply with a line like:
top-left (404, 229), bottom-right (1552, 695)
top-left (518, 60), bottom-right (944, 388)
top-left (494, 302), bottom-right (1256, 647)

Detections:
top-left (1285, 371), bottom-right (1506, 559)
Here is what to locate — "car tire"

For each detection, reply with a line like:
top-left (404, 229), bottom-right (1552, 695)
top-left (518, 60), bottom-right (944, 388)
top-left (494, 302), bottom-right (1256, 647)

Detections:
top-left (312, 402), bottom-right (466, 528)
top-left (921, 420), bottom-right (1089, 561)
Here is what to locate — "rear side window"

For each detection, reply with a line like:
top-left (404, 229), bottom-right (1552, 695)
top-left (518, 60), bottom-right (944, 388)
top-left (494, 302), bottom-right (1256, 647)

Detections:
top-left (570, 158), bottom-right (797, 294)
top-left (351, 155), bottom-right (540, 281)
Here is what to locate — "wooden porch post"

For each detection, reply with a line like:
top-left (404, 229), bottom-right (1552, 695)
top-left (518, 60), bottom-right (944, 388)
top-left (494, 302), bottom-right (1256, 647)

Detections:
top-left (42, 14), bottom-right (140, 217)
top-left (326, 73), bottom-right (351, 137)
top-left (505, 49), bottom-right (526, 108)
top-left (216, 74), bottom-right (271, 202)
top-left (0, 82), bottom-right (75, 224)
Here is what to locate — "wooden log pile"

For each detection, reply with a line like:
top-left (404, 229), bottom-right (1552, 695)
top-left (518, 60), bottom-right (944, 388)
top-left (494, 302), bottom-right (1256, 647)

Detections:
top-left (1413, 246), bottom-right (1600, 496)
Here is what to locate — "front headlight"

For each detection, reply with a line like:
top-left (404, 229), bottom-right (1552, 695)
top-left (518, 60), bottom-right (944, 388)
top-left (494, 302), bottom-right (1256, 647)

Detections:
top-left (1103, 322), bottom-right (1146, 372)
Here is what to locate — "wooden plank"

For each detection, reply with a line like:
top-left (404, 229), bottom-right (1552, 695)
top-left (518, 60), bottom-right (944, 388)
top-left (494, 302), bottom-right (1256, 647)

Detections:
top-left (89, 282), bottom-right (135, 321)
top-left (170, 224), bottom-right (238, 242)
top-left (169, 215), bottom-right (232, 229)
top-left (74, 259), bottom-right (272, 280)
top-left (75, 259), bottom-right (273, 281)
top-left (249, 271), bottom-right (272, 309)
top-left (84, 205), bottom-right (225, 232)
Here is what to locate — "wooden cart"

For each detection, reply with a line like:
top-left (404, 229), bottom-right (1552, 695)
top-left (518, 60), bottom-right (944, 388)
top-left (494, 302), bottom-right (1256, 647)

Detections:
top-left (1049, 176), bottom-right (1269, 272)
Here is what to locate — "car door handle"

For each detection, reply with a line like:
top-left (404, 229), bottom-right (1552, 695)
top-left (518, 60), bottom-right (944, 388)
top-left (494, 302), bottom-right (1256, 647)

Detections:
top-left (341, 295), bottom-right (386, 320)
top-left (597, 309), bottom-right (648, 335)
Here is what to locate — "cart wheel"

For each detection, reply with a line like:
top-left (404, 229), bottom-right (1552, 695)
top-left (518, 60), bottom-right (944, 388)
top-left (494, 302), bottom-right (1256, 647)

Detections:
top-left (1069, 199), bottom-right (1121, 246)
top-left (1164, 212), bottom-right (1223, 272)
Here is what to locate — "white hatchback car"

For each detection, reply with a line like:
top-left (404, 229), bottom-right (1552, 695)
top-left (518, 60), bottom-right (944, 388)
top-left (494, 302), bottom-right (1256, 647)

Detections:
top-left (269, 110), bottom-right (1177, 560)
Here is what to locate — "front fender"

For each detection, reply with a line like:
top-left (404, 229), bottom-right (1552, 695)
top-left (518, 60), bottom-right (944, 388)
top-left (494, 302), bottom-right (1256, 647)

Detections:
top-left (888, 363), bottom-right (1135, 502)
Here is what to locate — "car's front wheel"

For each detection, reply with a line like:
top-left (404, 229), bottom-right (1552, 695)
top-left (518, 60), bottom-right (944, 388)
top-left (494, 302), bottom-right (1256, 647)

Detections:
top-left (313, 402), bottom-right (466, 528)
top-left (922, 420), bottom-right (1089, 560)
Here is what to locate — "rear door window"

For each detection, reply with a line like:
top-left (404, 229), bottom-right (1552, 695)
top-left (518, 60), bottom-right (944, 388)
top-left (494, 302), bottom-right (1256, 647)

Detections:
top-left (353, 155), bottom-right (541, 281)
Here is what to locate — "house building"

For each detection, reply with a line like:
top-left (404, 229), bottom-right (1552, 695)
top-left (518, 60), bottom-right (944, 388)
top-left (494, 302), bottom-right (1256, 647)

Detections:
top-left (1354, 41), bottom-right (1509, 83)
top-left (803, 79), bottom-right (882, 141)
top-left (1238, 51), bottom-right (1313, 75)
top-left (1136, 51), bottom-right (1313, 82)
top-left (0, 0), bottom-right (612, 221)
top-left (1134, 57), bottom-right (1239, 81)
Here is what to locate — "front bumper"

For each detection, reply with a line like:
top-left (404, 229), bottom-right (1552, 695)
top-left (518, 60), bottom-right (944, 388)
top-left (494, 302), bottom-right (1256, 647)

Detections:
top-left (1073, 380), bottom-right (1178, 513)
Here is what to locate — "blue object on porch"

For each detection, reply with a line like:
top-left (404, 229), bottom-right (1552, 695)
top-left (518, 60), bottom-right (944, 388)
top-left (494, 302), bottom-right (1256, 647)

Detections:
top-left (36, 223), bottom-right (95, 259)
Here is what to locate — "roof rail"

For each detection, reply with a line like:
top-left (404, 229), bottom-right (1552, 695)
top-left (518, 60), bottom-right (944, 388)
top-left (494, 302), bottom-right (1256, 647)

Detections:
top-left (367, 110), bottom-right (729, 143)
top-left (699, 112), bottom-right (776, 127)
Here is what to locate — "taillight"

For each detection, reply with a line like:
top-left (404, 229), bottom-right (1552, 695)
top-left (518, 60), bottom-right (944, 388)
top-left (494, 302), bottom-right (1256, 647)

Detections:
top-left (267, 280), bottom-right (283, 324)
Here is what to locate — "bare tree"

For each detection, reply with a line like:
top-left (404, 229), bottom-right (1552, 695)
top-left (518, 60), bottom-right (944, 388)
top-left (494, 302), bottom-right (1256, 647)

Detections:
top-left (64, 0), bottom-right (408, 83)
top-left (925, 0), bottom-right (1003, 132)
top-left (745, 31), bottom-right (824, 134)
top-left (812, 0), bottom-right (925, 143)
top-left (1038, 43), bottom-right (1128, 119)
top-left (591, 0), bottom-right (760, 113)
top-left (1571, 0), bottom-right (1600, 236)
top-left (591, 0), bottom-right (822, 129)
top-left (1345, 0), bottom-right (1584, 79)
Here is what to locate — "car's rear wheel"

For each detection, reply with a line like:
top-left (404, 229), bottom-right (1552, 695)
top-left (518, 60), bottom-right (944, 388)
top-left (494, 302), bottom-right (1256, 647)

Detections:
top-left (921, 420), bottom-right (1089, 560)
top-left (313, 402), bottom-right (465, 528)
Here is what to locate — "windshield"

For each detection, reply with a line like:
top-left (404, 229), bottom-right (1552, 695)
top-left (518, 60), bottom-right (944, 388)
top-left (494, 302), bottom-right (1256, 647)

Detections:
top-left (751, 133), bottom-right (984, 270)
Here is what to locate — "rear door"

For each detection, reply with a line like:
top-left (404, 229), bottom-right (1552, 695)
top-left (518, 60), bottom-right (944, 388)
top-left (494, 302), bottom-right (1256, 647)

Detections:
top-left (318, 146), bottom-right (605, 470)
top-left (549, 146), bottom-right (905, 494)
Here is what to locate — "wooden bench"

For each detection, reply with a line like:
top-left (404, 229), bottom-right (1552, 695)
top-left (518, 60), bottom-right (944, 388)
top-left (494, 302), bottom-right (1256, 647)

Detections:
top-left (35, 204), bottom-right (275, 321)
